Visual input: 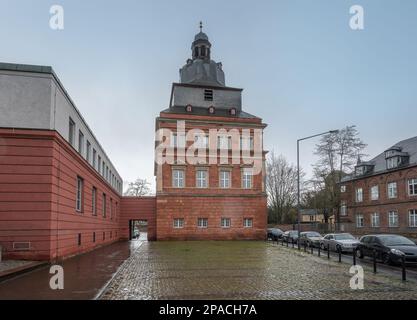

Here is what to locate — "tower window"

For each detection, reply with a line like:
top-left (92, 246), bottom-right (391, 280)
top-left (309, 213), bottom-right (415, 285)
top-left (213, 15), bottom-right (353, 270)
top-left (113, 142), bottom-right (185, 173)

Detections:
top-left (204, 90), bottom-right (213, 101)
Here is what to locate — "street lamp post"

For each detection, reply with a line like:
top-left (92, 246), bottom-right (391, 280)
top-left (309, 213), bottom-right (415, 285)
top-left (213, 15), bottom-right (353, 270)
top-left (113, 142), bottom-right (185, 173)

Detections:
top-left (297, 130), bottom-right (339, 249)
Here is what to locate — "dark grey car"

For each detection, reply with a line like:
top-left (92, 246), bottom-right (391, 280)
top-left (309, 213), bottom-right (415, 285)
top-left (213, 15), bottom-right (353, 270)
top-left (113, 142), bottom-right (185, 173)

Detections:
top-left (357, 234), bottom-right (417, 265)
top-left (282, 230), bottom-right (299, 244)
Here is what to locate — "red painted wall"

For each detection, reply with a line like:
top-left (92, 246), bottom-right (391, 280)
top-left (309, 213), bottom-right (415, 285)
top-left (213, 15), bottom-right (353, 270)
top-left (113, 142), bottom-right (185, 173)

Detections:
top-left (119, 197), bottom-right (156, 241)
top-left (0, 129), bottom-right (121, 261)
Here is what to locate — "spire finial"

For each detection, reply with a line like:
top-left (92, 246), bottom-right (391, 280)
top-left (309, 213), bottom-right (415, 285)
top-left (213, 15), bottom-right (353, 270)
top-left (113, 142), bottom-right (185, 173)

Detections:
top-left (199, 21), bottom-right (203, 32)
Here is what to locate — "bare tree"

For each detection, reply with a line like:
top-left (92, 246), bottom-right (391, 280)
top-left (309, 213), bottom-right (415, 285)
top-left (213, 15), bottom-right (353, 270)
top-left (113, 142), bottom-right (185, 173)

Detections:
top-left (312, 125), bottom-right (367, 225)
top-left (124, 178), bottom-right (151, 197)
top-left (266, 152), bottom-right (304, 224)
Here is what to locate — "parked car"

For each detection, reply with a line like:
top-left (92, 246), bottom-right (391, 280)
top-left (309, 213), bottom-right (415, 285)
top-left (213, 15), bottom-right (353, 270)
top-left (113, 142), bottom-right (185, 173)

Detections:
top-left (267, 228), bottom-right (284, 241)
top-left (282, 230), bottom-right (299, 244)
top-left (356, 234), bottom-right (417, 265)
top-left (320, 233), bottom-right (360, 252)
top-left (298, 231), bottom-right (322, 248)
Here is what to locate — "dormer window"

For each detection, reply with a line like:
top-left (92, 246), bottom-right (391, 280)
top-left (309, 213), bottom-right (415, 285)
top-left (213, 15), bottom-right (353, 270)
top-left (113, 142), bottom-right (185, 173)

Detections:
top-left (387, 156), bottom-right (400, 169)
top-left (208, 106), bottom-right (215, 114)
top-left (204, 89), bottom-right (213, 101)
top-left (229, 108), bottom-right (237, 116)
top-left (185, 104), bottom-right (193, 113)
top-left (355, 166), bottom-right (366, 176)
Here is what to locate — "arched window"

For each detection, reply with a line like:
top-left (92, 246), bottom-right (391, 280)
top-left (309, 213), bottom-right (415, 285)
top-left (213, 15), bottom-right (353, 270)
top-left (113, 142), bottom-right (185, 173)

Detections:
top-left (201, 46), bottom-right (206, 57)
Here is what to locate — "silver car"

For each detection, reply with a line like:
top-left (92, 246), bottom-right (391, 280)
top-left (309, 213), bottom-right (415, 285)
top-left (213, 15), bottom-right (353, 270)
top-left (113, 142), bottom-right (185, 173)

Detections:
top-left (320, 233), bottom-right (360, 252)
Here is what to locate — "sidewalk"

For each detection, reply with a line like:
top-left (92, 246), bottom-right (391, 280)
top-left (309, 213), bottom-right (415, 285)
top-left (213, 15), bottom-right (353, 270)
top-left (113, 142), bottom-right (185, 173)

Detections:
top-left (0, 260), bottom-right (47, 281)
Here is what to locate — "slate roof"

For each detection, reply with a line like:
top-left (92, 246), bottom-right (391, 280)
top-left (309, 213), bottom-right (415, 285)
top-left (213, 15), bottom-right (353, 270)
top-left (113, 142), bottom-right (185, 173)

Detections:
top-left (342, 136), bottom-right (417, 182)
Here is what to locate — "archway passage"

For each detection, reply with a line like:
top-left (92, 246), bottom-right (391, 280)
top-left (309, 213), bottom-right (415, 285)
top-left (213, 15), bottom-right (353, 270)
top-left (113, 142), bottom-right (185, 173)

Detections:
top-left (120, 197), bottom-right (156, 241)
top-left (129, 220), bottom-right (148, 241)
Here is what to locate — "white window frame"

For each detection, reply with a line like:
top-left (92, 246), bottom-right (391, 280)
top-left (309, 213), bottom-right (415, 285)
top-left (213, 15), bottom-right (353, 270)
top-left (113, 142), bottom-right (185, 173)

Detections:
top-left (86, 140), bottom-right (91, 163)
top-left (76, 176), bottom-right (83, 212)
top-left (355, 188), bottom-right (363, 203)
top-left (171, 133), bottom-right (185, 148)
top-left (409, 210), bottom-right (417, 228)
top-left (240, 136), bottom-right (254, 151)
top-left (388, 211), bottom-right (399, 228)
top-left (370, 185), bottom-right (379, 201)
top-left (197, 218), bottom-right (208, 228)
top-left (78, 130), bottom-right (84, 155)
top-left (217, 135), bottom-right (232, 150)
top-left (356, 214), bottom-right (364, 228)
top-left (196, 169), bottom-right (208, 188)
top-left (408, 179), bottom-right (417, 196)
top-left (340, 201), bottom-right (347, 216)
top-left (340, 185), bottom-right (346, 193)
top-left (69, 117), bottom-right (75, 146)
top-left (388, 182), bottom-right (398, 199)
top-left (92, 149), bottom-right (97, 169)
top-left (371, 212), bottom-right (380, 228)
top-left (219, 170), bottom-right (231, 189)
top-left (173, 218), bottom-right (184, 229)
top-left (194, 134), bottom-right (209, 149)
top-left (243, 218), bottom-right (253, 228)
top-left (242, 169), bottom-right (253, 189)
top-left (172, 169), bottom-right (185, 188)
top-left (221, 218), bottom-right (231, 228)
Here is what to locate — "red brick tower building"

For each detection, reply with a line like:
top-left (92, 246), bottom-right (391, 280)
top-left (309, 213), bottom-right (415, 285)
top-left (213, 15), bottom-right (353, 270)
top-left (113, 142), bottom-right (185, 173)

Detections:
top-left (154, 26), bottom-right (268, 240)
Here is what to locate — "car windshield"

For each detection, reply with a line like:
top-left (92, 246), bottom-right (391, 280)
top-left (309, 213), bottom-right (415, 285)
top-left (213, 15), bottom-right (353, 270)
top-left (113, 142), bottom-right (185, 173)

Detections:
top-left (378, 235), bottom-right (416, 246)
top-left (334, 234), bottom-right (355, 240)
top-left (306, 232), bottom-right (321, 237)
top-left (289, 231), bottom-right (298, 236)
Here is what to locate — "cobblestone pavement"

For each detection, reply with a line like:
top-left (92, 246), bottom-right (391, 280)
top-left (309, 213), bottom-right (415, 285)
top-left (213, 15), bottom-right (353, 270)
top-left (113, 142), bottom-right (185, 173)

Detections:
top-left (99, 241), bottom-right (417, 300)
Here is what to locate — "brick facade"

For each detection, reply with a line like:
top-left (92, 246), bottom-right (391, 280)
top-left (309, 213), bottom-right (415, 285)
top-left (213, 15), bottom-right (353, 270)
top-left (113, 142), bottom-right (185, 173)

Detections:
top-left (155, 111), bottom-right (268, 240)
top-left (340, 165), bottom-right (417, 237)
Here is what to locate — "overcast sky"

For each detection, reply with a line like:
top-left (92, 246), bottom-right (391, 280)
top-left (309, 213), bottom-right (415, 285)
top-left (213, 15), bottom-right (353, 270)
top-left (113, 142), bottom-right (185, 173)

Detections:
top-left (1, 0), bottom-right (417, 192)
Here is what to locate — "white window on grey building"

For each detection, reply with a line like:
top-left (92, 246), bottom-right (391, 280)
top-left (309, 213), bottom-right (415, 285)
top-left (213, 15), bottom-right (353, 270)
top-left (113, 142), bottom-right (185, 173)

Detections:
top-left (370, 185), bottom-right (379, 201)
top-left (388, 182), bottom-right (398, 199)
top-left (371, 213), bottom-right (380, 228)
top-left (86, 140), bottom-right (91, 163)
top-left (98, 155), bottom-right (101, 173)
top-left (78, 130), bottom-right (84, 155)
top-left (356, 214), bottom-right (364, 228)
top-left (76, 176), bottom-right (83, 212)
top-left (92, 149), bottom-right (97, 169)
top-left (68, 117), bottom-right (75, 146)
top-left (242, 169), bottom-right (252, 189)
top-left (102, 161), bottom-right (105, 176)
top-left (173, 218), bottom-right (184, 229)
top-left (219, 170), bottom-right (231, 188)
top-left (243, 218), bottom-right (253, 228)
top-left (355, 188), bottom-right (363, 202)
top-left (388, 211), bottom-right (399, 227)
top-left (221, 218), bottom-right (231, 228)
top-left (196, 169), bottom-right (208, 188)
top-left (409, 210), bottom-right (417, 227)
top-left (197, 218), bottom-right (208, 228)
top-left (408, 179), bottom-right (417, 196)
top-left (172, 169), bottom-right (185, 188)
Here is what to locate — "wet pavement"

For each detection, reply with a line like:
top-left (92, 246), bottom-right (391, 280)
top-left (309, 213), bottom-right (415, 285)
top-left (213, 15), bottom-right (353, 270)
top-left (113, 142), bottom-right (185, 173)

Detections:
top-left (0, 240), bottom-right (142, 300)
top-left (100, 241), bottom-right (417, 300)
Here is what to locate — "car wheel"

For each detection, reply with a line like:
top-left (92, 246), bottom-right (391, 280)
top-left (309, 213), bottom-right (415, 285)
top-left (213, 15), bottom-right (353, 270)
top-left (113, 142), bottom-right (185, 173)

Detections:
top-left (382, 253), bottom-right (392, 265)
top-left (356, 249), bottom-right (364, 259)
top-left (320, 243), bottom-right (326, 251)
top-left (336, 245), bottom-right (342, 253)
